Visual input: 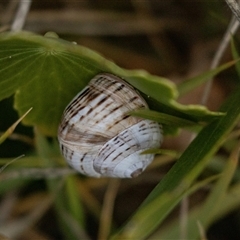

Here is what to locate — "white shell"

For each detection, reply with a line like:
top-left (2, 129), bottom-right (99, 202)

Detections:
top-left (58, 73), bottom-right (163, 178)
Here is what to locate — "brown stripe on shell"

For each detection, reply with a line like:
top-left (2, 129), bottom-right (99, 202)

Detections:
top-left (64, 87), bottom-right (91, 113)
top-left (93, 103), bottom-right (124, 127)
top-left (64, 86), bottom-right (102, 122)
top-left (80, 153), bottom-right (87, 162)
top-left (105, 115), bottom-right (135, 131)
top-left (64, 83), bottom-right (116, 125)
top-left (113, 84), bottom-right (124, 93)
top-left (61, 127), bottom-right (110, 144)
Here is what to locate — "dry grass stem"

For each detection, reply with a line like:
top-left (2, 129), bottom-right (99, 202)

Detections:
top-left (0, 190), bottom-right (18, 225)
top-left (197, 220), bottom-right (207, 240)
top-left (201, 16), bottom-right (240, 105)
top-left (0, 167), bottom-right (76, 181)
top-left (11, 0), bottom-right (32, 31)
top-left (179, 197), bottom-right (189, 239)
top-left (98, 179), bottom-right (121, 240)
top-left (0, 194), bottom-right (53, 238)
top-left (0, 155), bottom-right (24, 173)
top-left (0, 107), bottom-right (32, 145)
top-left (225, 0), bottom-right (240, 21)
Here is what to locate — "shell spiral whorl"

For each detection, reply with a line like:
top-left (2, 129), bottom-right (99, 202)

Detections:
top-left (58, 73), bottom-right (163, 178)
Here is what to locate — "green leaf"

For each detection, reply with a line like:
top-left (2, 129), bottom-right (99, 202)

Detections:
top-left (0, 31), bottom-right (174, 136)
top-left (112, 87), bottom-right (240, 239)
top-left (0, 31), bottom-right (222, 136)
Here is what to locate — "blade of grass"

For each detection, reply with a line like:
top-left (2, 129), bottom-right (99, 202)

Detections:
top-left (153, 183), bottom-right (240, 239)
top-left (0, 107), bottom-right (32, 144)
top-left (177, 60), bottom-right (237, 96)
top-left (0, 155), bottom-right (24, 173)
top-left (65, 175), bottom-right (85, 226)
top-left (152, 141), bottom-right (240, 239)
top-left (195, 142), bottom-right (240, 227)
top-left (231, 36), bottom-right (240, 77)
top-left (130, 109), bottom-right (199, 127)
top-left (98, 179), bottom-right (121, 240)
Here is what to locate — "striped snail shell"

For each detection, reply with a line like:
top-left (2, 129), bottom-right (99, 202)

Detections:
top-left (58, 73), bottom-right (163, 178)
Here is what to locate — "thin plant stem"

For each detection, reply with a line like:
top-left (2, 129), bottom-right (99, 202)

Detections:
top-left (98, 179), bottom-right (121, 240)
top-left (11, 0), bottom-right (32, 31)
top-left (201, 15), bottom-right (240, 105)
top-left (197, 220), bottom-right (207, 240)
top-left (225, 0), bottom-right (240, 21)
top-left (179, 197), bottom-right (189, 239)
top-left (0, 167), bottom-right (76, 181)
top-left (0, 155), bottom-right (24, 173)
top-left (0, 0), bottom-right (18, 31)
top-left (0, 107), bottom-right (32, 145)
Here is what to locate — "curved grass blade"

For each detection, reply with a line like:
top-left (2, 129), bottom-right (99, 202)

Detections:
top-left (177, 60), bottom-right (237, 96)
top-left (0, 107), bottom-right (32, 144)
top-left (152, 141), bottom-right (240, 239)
top-left (130, 109), bottom-right (199, 127)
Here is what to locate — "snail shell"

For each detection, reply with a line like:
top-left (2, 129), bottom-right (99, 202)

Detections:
top-left (58, 73), bottom-right (163, 178)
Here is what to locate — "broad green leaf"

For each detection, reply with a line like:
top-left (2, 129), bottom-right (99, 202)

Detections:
top-left (177, 60), bottom-right (237, 96)
top-left (112, 87), bottom-right (240, 239)
top-left (0, 31), bottom-right (222, 136)
top-left (0, 31), bottom-right (173, 136)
